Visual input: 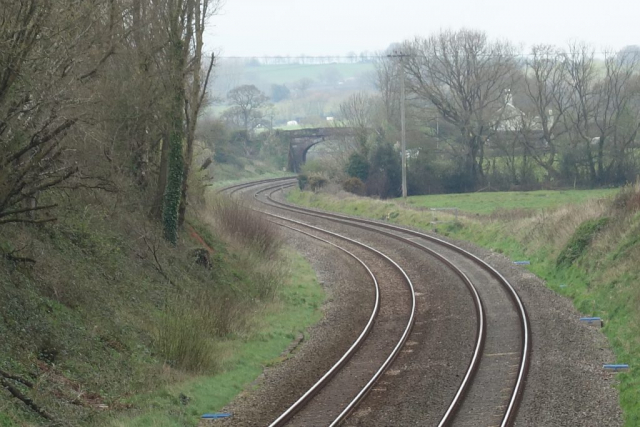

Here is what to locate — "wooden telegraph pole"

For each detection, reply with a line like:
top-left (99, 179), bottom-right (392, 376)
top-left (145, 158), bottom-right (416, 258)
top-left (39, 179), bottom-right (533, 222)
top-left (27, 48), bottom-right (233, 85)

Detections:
top-left (388, 51), bottom-right (409, 198)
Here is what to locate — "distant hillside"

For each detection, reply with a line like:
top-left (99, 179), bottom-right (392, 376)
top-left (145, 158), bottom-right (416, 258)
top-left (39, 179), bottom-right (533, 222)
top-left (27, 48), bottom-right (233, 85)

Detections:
top-left (212, 60), bottom-right (375, 95)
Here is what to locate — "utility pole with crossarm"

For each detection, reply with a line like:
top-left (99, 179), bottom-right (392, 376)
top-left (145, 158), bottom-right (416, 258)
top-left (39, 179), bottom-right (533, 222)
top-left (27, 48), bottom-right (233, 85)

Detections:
top-left (387, 51), bottom-right (410, 198)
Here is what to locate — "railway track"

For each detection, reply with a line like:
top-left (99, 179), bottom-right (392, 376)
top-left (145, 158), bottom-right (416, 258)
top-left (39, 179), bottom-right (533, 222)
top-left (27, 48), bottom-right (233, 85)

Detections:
top-left (222, 179), bottom-right (417, 426)
top-left (219, 178), bottom-right (531, 427)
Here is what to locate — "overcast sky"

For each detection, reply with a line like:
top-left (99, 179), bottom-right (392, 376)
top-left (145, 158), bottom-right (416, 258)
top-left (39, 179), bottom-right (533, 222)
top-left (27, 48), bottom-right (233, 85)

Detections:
top-left (204, 0), bottom-right (640, 57)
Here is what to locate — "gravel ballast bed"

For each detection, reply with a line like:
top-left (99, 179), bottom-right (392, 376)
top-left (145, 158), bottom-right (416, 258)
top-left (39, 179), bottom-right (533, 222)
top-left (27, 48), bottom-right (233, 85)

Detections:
top-left (277, 191), bottom-right (623, 426)
top-left (207, 183), bottom-right (623, 426)
top-left (261, 198), bottom-right (479, 426)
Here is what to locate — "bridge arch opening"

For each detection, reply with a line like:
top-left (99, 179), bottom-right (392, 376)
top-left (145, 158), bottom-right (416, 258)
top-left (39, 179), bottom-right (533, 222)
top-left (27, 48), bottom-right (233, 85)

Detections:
top-left (283, 127), bottom-right (358, 173)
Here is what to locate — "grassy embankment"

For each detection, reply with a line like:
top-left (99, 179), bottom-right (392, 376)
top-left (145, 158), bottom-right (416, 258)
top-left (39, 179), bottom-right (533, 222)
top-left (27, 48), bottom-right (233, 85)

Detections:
top-left (288, 186), bottom-right (640, 426)
top-left (0, 186), bottom-right (324, 427)
top-left (209, 159), bottom-right (292, 186)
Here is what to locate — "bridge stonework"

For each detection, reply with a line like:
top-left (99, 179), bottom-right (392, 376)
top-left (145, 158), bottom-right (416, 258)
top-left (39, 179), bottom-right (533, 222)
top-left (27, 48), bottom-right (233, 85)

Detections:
top-left (283, 127), bottom-right (356, 172)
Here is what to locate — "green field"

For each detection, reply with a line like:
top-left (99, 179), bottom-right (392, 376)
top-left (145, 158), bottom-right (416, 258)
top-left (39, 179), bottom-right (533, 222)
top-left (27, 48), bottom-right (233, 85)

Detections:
top-left (406, 188), bottom-right (619, 215)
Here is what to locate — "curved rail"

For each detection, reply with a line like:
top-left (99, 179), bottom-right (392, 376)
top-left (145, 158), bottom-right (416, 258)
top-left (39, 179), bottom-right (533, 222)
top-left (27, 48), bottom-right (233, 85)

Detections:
top-left (219, 177), bottom-right (530, 426)
top-left (255, 181), bottom-right (488, 426)
top-left (248, 178), bottom-right (530, 427)
top-left (220, 181), bottom-right (416, 426)
top-left (216, 176), bottom-right (295, 196)
top-left (260, 211), bottom-right (417, 426)
top-left (265, 221), bottom-right (381, 426)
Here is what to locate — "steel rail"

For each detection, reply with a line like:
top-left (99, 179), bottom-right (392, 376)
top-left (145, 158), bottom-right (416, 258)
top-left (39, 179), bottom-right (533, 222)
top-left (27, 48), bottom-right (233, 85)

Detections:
top-left (264, 221), bottom-right (381, 427)
top-left (215, 176), bottom-right (295, 196)
top-left (227, 179), bottom-right (487, 426)
top-left (251, 180), bottom-right (488, 427)
top-left (259, 210), bottom-right (416, 427)
top-left (249, 178), bottom-right (530, 427)
top-left (221, 181), bottom-right (417, 426)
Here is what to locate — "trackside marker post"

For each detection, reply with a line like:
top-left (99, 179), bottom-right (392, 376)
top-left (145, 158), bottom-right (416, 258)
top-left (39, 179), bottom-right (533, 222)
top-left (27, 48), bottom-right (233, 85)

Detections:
top-left (580, 317), bottom-right (604, 327)
top-left (202, 413), bottom-right (233, 419)
top-left (603, 364), bottom-right (629, 372)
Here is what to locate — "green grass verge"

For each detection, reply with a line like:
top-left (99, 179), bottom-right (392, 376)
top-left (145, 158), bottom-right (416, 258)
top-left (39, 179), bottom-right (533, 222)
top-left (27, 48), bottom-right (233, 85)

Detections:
top-left (0, 186), bottom-right (321, 427)
top-left (286, 188), bottom-right (639, 426)
top-left (210, 161), bottom-right (291, 187)
top-left (105, 249), bottom-right (324, 427)
top-left (405, 188), bottom-right (618, 215)
top-left (211, 171), bottom-right (295, 191)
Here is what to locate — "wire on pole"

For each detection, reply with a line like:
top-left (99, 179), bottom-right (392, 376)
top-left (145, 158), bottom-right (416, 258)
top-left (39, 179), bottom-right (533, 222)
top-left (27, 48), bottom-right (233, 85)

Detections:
top-left (387, 51), bottom-right (412, 199)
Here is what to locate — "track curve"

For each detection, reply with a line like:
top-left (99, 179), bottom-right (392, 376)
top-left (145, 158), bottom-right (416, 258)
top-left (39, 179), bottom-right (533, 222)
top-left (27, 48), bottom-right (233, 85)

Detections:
top-left (218, 177), bottom-right (530, 427)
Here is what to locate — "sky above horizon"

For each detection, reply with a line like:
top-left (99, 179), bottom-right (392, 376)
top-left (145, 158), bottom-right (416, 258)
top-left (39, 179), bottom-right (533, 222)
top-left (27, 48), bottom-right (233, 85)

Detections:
top-left (204, 0), bottom-right (640, 57)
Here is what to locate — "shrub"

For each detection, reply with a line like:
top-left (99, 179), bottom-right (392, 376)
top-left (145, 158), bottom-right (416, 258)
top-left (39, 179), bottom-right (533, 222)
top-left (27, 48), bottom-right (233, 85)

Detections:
top-left (212, 196), bottom-right (281, 257)
top-left (300, 159), bottom-right (325, 175)
top-left (346, 152), bottom-right (370, 181)
top-left (557, 217), bottom-right (610, 267)
top-left (297, 173), bottom-right (308, 190)
top-left (612, 182), bottom-right (640, 213)
top-left (155, 292), bottom-right (224, 373)
top-left (307, 175), bottom-right (327, 192)
top-left (343, 177), bottom-right (365, 195)
top-left (366, 143), bottom-right (401, 198)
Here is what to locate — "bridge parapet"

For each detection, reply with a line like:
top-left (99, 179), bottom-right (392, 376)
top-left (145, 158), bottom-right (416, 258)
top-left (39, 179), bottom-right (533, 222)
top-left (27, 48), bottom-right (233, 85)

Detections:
top-left (283, 127), bottom-right (357, 172)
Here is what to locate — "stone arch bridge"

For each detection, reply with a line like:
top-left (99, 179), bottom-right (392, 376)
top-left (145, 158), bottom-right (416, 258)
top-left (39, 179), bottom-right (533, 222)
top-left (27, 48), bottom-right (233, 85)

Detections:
top-left (282, 127), bottom-right (357, 172)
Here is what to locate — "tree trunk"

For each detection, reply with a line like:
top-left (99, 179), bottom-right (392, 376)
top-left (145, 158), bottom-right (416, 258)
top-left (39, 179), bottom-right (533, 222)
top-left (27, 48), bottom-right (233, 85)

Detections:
top-left (160, 2), bottom-right (190, 244)
top-left (151, 130), bottom-right (170, 219)
top-left (597, 136), bottom-right (605, 184)
top-left (162, 111), bottom-right (184, 244)
top-left (587, 147), bottom-right (597, 186)
top-left (178, 0), bottom-right (204, 226)
top-left (132, 0), bottom-right (150, 187)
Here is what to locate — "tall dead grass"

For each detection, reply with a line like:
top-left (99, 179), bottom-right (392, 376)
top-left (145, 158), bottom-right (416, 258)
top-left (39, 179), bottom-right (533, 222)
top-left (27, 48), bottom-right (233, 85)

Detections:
top-left (208, 196), bottom-right (282, 258)
top-left (154, 194), bottom-right (286, 373)
top-left (155, 293), bottom-right (219, 373)
top-left (509, 182), bottom-right (640, 261)
top-left (510, 198), bottom-right (609, 253)
top-left (155, 289), bottom-right (252, 373)
top-left (206, 195), bottom-right (285, 301)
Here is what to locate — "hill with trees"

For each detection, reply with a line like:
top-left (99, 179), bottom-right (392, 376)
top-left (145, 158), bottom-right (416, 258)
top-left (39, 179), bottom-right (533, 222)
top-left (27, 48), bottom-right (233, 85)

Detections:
top-left (0, 2), bottom-right (316, 426)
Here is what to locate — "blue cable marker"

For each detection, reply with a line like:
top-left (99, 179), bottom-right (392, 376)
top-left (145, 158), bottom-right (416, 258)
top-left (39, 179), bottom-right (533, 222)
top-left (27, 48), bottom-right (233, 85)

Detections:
top-left (603, 364), bottom-right (629, 372)
top-left (202, 413), bottom-right (233, 419)
top-left (580, 317), bottom-right (603, 327)
top-left (513, 261), bottom-right (531, 265)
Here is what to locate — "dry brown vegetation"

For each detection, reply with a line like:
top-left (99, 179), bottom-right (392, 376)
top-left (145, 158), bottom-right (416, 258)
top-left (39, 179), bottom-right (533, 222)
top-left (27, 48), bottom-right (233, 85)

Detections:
top-left (207, 195), bottom-right (282, 259)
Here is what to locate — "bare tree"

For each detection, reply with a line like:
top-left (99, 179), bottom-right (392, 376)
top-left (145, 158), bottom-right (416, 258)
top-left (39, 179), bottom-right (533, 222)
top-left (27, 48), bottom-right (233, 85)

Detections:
top-left (373, 53), bottom-right (401, 127)
top-left (178, 0), bottom-right (220, 226)
top-left (293, 78), bottom-right (314, 97)
top-left (563, 45), bottom-right (640, 184)
top-left (0, 0), bottom-right (119, 225)
top-left (224, 84), bottom-right (269, 136)
top-left (338, 92), bottom-right (378, 151)
top-left (516, 45), bottom-right (572, 180)
top-left (404, 30), bottom-right (520, 185)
